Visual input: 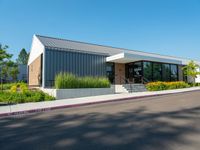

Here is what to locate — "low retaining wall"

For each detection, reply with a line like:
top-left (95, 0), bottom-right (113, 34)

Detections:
top-left (41, 86), bottom-right (115, 99)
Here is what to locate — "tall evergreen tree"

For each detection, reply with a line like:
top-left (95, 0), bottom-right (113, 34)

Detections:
top-left (10, 63), bottom-right (19, 81)
top-left (16, 48), bottom-right (29, 64)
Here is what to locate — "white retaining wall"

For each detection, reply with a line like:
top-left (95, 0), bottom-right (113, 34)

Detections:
top-left (195, 68), bottom-right (200, 83)
top-left (196, 75), bottom-right (200, 83)
top-left (41, 86), bottom-right (115, 99)
top-left (187, 67), bottom-right (200, 83)
top-left (114, 85), bottom-right (128, 93)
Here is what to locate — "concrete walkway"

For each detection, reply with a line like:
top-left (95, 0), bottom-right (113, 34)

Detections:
top-left (0, 87), bottom-right (200, 117)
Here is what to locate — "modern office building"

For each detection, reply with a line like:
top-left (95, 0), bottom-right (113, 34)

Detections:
top-left (28, 35), bottom-right (200, 87)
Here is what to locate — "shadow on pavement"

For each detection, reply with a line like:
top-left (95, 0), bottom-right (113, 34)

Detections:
top-left (0, 105), bottom-right (200, 150)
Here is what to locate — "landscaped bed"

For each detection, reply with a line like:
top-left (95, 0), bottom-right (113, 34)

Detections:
top-left (55, 72), bottom-right (110, 89)
top-left (0, 82), bottom-right (17, 91)
top-left (40, 73), bottom-right (114, 99)
top-left (146, 81), bottom-right (200, 91)
top-left (0, 82), bottom-right (55, 104)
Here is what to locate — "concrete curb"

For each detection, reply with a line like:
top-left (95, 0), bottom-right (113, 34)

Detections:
top-left (0, 89), bottom-right (200, 118)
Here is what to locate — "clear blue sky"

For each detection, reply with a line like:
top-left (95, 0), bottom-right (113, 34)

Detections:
top-left (0, 0), bottom-right (200, 61)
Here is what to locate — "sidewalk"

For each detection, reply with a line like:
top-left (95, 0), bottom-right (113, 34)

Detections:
top-left (0, 87), bottom-right (200, 117)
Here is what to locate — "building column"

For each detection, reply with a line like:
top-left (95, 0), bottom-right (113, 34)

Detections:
top-left (114, 63), bottom-right (125, 84)
top-left (28, 55), bottom-right (42, 87)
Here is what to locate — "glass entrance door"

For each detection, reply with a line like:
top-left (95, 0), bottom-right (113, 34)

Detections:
top-left (133, 62), bottom-right (142, 83)
top-left (126, 62), bottom-right (143, 83)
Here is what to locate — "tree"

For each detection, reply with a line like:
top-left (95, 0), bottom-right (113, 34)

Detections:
top-left (182, 60), bottom-right (200, 85)
top-left (16, 48), bottom-right (29, 65)
top-left (0, 44), bottom-right (13, 78)
top-left (0, 44), bottom-right (12, 62)
top-left (0, 44), bottom-right (13, 89)
top-left (1, 60), bottom-right (19, 82)
top-left (10, 63), bottom-right (19, 81)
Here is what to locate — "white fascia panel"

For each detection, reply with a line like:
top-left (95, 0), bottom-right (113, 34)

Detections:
top-left (124, 52), bottom-right (182, 64)
top-left (106, 52), bottom-right (183, 64)
top-left (28, 35), bottom-right (45, 65)
top-left (106, 53), bottom-right (124, 62)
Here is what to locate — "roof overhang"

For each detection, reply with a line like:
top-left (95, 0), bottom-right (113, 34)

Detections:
top-left (106, 52), bottom-right (183, 64)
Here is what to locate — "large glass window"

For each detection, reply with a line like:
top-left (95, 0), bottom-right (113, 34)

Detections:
top-left (125, 63), bottom-right (134, 82)
top-left (153, 63), bottom-right (162, 81)
top-left (133, 62), bottom-right (142, 83)
top-left (106, 63), bottom-right (115, 84)
top-left (125, 61), bottom-right (179, 84)
top-left (143, 62), bottom-right (152, 82)
top-left (171, 64), bottom-right (178, 81)
top-left (162, 64), bottom-right (171, 81)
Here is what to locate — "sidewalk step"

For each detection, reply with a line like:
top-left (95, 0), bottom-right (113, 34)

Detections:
top-left (122, 84), bottom-right (147, 93)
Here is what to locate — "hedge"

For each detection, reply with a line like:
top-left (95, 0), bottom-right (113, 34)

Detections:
top-left (146, 81), bottom-right (190, 91)
top-left (55, 72), bottom-right (110, 89)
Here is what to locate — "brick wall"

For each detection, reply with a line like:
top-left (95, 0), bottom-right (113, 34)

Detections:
top-left (28, 55), bottom-right (42, 86)
top-left (114, 63), bottom-right (125, 84)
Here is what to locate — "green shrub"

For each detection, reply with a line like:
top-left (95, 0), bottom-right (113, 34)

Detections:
top-left (10, 85), bottom-right (17, 93)
top-left (44, 93), bottom-right (55, 101)
top-left (0, 82), bottom-right (27, 91)
top-left (0, 83), bottom-right (15, 90)
top-left (10, 82), bottom-right (28, 93)
top-left (0, 90), bottom-right (55, 104)
top-left (190, 83), bottom-right (200, 87)
top-left (0, 82), bottom-right (55, 104)
top-left (20, 84), bottom-right (28, 93)
top-left (146, 81), bottom-right (190, 91)
top-left (55, 72), bottom-right (110, 89)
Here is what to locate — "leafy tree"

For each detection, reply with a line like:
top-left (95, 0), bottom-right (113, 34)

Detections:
top-left (1, 61), bottom-right (12, 81)
top-left (16, 48), bottom-right (29, 64)
top-left (0, 44), bottom-right (12, 62)
top-left (1, 60), bottom-right (19, 82)
top-left (0, 45), bottom-right (12, 77)
top-left (0, 44), bottom-right (13, 89)
top-left (182, 60), bottom-right (200, 85)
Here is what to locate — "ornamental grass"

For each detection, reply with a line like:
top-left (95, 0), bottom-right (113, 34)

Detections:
top-left (55, 72), bottom-right (110, 89)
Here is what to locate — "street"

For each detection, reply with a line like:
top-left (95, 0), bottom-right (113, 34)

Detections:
top-left (0, 91), bottom-right (200, 150)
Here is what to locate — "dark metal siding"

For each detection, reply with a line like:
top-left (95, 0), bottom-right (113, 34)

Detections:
top-left (44, 49), bottom-right (107, 87)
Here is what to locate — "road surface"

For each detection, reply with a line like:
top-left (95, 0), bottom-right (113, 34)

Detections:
top-left (0, 90), bottom-right (200, 150)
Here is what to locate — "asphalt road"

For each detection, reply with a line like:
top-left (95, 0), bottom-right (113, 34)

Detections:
top-left (0, 90), bottom-right (200, 150)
